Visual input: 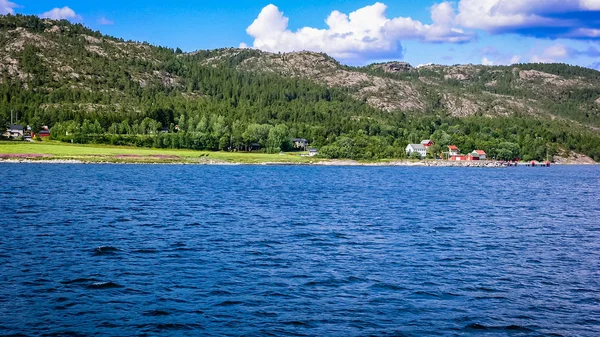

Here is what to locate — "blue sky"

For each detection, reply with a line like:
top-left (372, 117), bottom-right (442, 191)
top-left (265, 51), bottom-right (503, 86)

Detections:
top-left (3, 0), bottom-right (600, 69)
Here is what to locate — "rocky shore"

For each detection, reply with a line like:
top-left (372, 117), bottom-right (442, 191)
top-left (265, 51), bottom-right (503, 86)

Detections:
top-left (0, 158), bottom-right (540, 167)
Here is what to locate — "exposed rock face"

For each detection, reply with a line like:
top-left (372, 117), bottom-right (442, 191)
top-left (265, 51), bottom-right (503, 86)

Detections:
top-left (553, 151), bottom-right (597, 164)
top-left (595, 97), bottom-right (600, 106)
top-left (235, 51), bottom-right (426, 112)
top-left (518, 69), bottom-right (585, 87)
top-left (371, 62), bottom-right (413, 73)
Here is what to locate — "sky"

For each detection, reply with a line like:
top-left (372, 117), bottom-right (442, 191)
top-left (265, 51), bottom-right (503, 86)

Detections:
top-left (2, 0), bottom-right (600, 69)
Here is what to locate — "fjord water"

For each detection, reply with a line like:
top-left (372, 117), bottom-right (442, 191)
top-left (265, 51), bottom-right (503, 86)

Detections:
top-left (1, 164), bottom-right (599, 336)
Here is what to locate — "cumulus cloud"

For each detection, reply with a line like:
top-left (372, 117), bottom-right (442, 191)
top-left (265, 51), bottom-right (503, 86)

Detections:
top-left (0, 0), bottom-right (18, 15)
top-left (530, 44), bottom-right (571, 63)
top-left (455, 0), bottom-right (600, 39)
top-left (530, 43), bottom-right (600, 62)
top-left (478, 45), bottom-right (522, 65)
top-left (98, 16), bottom-right (114, 25)
top-left (244, 3), bottom-right (473, 62)
top-left (40, 6), bottom-right (82, 21)
top-left (481, 56), bottom-right (494, 65)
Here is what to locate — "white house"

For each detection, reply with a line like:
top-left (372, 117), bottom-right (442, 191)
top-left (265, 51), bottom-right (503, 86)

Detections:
top-left (406, 144), bottom-right (427, 158)
top-left (309, 148), bottom-right (318, 157)
top-left (3, 124), bottom-right (24, 139)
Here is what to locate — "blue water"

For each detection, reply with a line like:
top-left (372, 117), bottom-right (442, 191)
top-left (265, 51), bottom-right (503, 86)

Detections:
top-left (1, 164), bottom-right (599, 336)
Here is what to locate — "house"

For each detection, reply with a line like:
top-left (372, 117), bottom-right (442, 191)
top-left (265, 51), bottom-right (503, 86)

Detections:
top-left (421, 140), bottom-right (434, 147)
top-left (292, 138), bottom-right (309, 150)
top-left (448, 145), bottom-right (460, 156)
top-left (160, 127), bottom-right (169, 133)
top-left (37, 126), bottom-right (50, 138)
top-left (4, 124), bottom-right (24, 139)
top-left (406, 144), bottom-right (427, 158)
top-left (250, 143), bottom-right (261, 151)
top-left (309, 148), bottom-right (318, 157)
top-left (472, 150), bottom-right (486, 160)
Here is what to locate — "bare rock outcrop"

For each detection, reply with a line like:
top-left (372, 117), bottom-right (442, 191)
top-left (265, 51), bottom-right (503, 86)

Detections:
top-left (370, 62), bottom-right (413, 73)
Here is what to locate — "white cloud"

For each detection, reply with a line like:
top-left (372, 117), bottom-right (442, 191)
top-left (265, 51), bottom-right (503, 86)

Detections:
top-left (0, 0), bottom-right (18, 15)
top-left (244, 3), bottom-right (473, 62)
top-left (580, 0), bottom-right (600, 10)
top-left (481, 56), bottom-right (494, 65)
top-left (98, 16), bottom-right (114, 25)
top-left (544, 44), bottom-right (569, 58)
top-left (510, 55), bottom-right (522, 64)
top-left (40, 6), bottom-right (82, 21)
top-left (416, 62), bottom-right (434, 68)
top-left (455, 0), bottom-right (600, 36)
top-left (530, 44), bottom-right (570, 63)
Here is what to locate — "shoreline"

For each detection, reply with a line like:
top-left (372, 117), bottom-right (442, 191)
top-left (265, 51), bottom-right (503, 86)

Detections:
top-left (0, 158), bottom-right (595, 166)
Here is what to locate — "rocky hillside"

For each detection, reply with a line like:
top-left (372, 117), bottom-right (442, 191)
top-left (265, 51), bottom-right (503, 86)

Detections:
top-left (1, 15), bottom-right (600, 127)
top-left (198, 48), bottom-right (600, 126)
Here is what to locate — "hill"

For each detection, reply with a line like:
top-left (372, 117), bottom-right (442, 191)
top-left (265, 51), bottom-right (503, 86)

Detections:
top-left (1, 14), bottom-right (599, 162)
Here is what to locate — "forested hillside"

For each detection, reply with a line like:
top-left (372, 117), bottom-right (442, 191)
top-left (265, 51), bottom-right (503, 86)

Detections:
top-left (1, 14), bottom-right (600, 161)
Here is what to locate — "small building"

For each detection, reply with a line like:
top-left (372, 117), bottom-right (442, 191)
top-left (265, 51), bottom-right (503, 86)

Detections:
top-left (448, 145), bottom-right (460, 156)
top-left (37, 126), bottom-right (50, 138)
top-left (160, 127), bottom-right (169, 133)
top-left (406, 144), bottom-right (427, 158)
top-left (466, 153), bottom-right (480, 161)
top-left (309, 148), bottom-right (318, 157)
top-left (472, 150), bottom-right (486, 160)
top-left (250, 143), bottom-right (261, 151)
top-left (421, 140), bottom-right (434, 147)
top-left (292, 138), bottom-right (309, 150)
top-left (449, 155), bottom-right (468, 161)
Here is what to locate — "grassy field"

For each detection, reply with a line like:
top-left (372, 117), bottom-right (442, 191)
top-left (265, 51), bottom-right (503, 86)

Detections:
top-left (0, 141), bottom-right (318, 164)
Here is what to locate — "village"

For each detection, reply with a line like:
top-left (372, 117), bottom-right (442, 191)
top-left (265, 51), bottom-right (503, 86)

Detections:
top-left (405, 140), bottom-right (487, 161)
top-left (406, 140), bottom-right (551, 166)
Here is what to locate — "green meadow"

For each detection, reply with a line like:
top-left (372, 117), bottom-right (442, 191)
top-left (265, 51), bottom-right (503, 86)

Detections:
top-left (0, 141), bottom-right (318, 164)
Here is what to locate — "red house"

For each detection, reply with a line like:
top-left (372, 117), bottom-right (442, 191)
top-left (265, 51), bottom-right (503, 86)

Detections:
top-left (449, 155), bottom-right (468, 161)
top-left (34, 126), bottom-right (51, 138)
top-left (420, 139), bottom-right (434, 147)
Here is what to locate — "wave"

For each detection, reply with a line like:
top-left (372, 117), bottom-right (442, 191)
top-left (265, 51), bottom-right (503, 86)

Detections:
top-left (132, 249), bottom-right (160, 254)
top-left (92, 246), bottom-right (119, 255)
top-left (61, 278), bottom-right (98, 285)
top-left (464, 323), bottom-right (534, 332)
top-left (142, 310), bottom-right (170, 317)
top-left (86, 282), bottom-right (123, 289)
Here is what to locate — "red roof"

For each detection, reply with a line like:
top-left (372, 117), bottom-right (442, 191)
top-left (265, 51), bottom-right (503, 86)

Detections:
top-left (448, 145), bottom-right (459, 150)
top-left (475, 150), bottom-right (486, 155)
